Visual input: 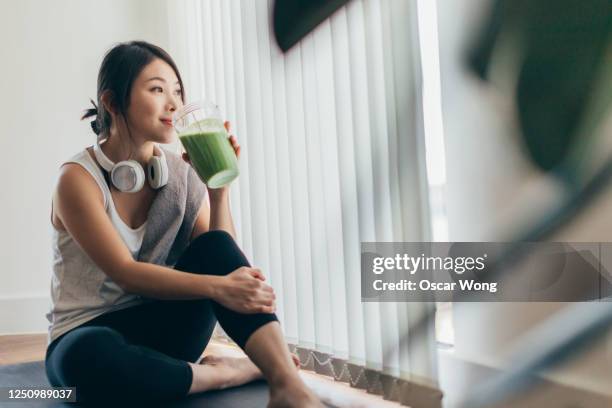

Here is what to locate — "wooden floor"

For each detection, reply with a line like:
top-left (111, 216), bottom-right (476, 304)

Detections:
top-left (0, 333), bottom-right (47, 365)
top-left (0, 333), bottom-right (234, 366)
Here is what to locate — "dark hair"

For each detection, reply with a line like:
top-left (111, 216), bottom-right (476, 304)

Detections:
top-left (81, 41), bottom-right (185, 136)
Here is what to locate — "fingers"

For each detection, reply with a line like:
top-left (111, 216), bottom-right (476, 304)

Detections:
top-left (224, 121), bottom-right (240, 158)
top-left (249, 268), bottom-right (266, 281)
top-left (256, 285), bottom-right (276, 313)
top-left (262, 290), bottom-right (276, 304)
top-left (248, 295), bottom-right (275, 314)
top-left (256, 283), bottom-right (275, 305)
top-left (237, 267), bottom-right (277, 313)
top-left (228, 134), bottom-right (241, 158)
top-left (259, 304), bottom-right (276, 314)
top-left (251, 298), bottom-right (276, 314)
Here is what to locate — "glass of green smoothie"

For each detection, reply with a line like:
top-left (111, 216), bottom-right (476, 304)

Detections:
top-left (173, 100), bottom-right (239, 188)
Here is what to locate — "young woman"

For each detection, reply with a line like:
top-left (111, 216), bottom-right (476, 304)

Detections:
top-left (45, 41), bottom-right (322, 407)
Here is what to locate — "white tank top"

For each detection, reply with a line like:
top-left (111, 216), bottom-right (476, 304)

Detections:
top-left (46, 148), bottom-right (150, 345)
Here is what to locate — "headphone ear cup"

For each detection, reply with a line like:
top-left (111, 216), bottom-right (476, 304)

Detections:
top-left (111, 160), bottom-right (145, 193)
top-left (147, 155), bottom-right (169, 189)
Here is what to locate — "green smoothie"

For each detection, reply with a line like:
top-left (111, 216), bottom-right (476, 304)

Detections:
top-left (178, 119), bottom-right (239, 188)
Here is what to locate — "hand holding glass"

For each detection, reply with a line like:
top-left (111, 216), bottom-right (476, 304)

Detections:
top-left (173, 100), bottom-right (239, 188)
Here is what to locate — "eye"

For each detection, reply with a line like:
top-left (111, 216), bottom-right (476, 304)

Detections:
top-left (151, 86), bottom-right (163, 93)
top-left (174, 89), bottom-right (183, 96)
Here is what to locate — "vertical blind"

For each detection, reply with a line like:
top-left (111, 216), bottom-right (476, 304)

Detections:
top-left (167, 0), bottom-right (441, 405)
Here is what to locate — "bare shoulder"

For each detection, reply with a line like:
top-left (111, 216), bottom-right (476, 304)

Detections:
top-left (55, 161), bottom-right (104, 206)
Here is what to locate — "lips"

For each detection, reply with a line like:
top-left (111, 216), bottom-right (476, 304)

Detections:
top-left (160, 119), bottom-right (173, 127)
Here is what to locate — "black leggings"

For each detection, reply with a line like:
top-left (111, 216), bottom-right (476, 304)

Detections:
top-left (45, 230), bottom-right (278, 405)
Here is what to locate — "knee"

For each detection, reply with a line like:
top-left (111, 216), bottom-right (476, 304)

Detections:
top-left (54, 327), bottom-right (131, 403)
top-left (191, 230), bottom-right (235, 249)
top-left (56, 327), bottom-right (122, 386)
top-left (176, 230), bottom-right (249, 276)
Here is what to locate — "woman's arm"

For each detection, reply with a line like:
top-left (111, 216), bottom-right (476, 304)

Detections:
top-left (119, 260), bottom-right (221, 300)
top-left (190, 191), bottom-right (237, 242)
top-left (125, 262), bottom-right (275, 313)
top-left (208, 189), bottom-right (237, 241)
top-left (190, 198), bottom-right (210, 241)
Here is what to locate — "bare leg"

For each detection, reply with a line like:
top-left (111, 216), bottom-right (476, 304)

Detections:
top-left (244, 321), bottom-right (323, 408)
top-left (187, 347), bottom-right (301, 395)
top-left (186, 356), bottom-right (262, 394)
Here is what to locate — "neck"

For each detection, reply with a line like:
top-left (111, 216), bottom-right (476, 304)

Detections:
top-left (100, 129), bottom-right (156, 169)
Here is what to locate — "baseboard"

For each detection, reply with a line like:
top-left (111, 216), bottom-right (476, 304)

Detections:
top-left (0, 294), bottom-right (50, 335)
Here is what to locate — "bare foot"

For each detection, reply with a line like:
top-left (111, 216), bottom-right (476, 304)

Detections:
top-left (199, 355), bottom-right (263, 389)
top-left (268, 378), bottom-right (324, 408)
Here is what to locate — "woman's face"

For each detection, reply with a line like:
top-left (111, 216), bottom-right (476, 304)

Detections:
top-left (125, 58), bottom-right (183, 144)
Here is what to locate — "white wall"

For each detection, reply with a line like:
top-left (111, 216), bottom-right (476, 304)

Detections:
top-left (0, 0), bottom-right (170, 334)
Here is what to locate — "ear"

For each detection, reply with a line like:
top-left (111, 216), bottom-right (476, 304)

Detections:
top-left (100, 90), bottom-right (118, 116)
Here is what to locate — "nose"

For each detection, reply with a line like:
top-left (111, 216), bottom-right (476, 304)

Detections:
top-left (167, 100), bottom-right (177, 113)
top-left (167, 94), bottom-right (181, 113)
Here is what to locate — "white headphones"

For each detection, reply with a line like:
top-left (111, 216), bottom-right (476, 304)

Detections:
top-left (93, 138), bottom-right (169, 193)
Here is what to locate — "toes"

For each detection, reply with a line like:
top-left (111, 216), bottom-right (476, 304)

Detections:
top-left (290, 353), bottom-right (301, 368)
top-left (199, 355), bottom-right (222, 365)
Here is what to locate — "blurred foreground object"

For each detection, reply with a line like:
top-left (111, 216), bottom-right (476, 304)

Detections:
top-left (273, 0), bottom-right (350, 51)
top-left (468, 0), bottom-right (612, 175)
top-left (460, 1), bottom-right (612, 406)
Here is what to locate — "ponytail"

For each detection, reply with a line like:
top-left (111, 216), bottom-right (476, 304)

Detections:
top-left (81, 99), bottom-right (100, 135)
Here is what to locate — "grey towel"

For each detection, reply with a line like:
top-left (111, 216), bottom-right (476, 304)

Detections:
top-left (137, 147), bottom-right (207, 267)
